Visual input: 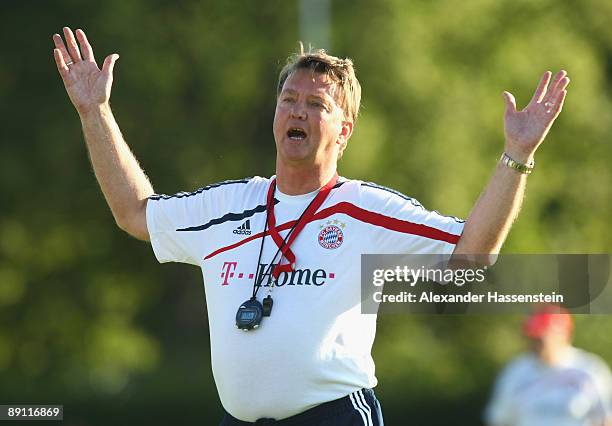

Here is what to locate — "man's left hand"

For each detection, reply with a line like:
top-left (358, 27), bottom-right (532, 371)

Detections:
top-left (502, 70), bottom-right (570, 163)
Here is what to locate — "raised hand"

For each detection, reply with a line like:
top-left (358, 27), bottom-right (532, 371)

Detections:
top-left (53, 27), bottom-right (119, 115)
top-left (502, 70), bottom-right (570, 162)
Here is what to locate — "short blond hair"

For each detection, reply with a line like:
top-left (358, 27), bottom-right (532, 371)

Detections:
top-left (277, 45), bottom-right (361, 124)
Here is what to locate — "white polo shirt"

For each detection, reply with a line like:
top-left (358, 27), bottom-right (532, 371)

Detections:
top-left (146, 176), bottom-right (464, 421)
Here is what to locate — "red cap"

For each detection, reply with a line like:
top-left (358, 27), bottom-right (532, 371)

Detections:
top-left (523, 305), bottom-right (573, 338)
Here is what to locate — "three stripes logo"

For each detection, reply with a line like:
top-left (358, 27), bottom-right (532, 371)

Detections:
top-left (233, 220), bottom-right (252, 236)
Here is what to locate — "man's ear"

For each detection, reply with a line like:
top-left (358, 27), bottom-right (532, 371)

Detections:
top-left (337, 120), bottom-right (353, 156)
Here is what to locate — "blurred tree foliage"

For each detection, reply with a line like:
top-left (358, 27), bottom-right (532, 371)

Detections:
top-left (0, 0), bottom-right (610, 425)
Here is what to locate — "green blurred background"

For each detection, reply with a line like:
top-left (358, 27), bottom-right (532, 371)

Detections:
top-left (1, 0), bottom-right (611, 424)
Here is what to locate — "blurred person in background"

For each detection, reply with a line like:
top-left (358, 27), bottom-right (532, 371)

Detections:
top-left (53, 25), bottom-right (570, 426)
top-left (484, 305), bottom-right (612, 426)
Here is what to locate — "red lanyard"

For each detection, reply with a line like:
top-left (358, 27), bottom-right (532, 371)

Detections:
top-left (265, 173), bottom-right (339, 279)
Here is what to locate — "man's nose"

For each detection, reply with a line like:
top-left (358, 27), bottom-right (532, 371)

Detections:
top-left (290, 104), bottom-right (307, 120)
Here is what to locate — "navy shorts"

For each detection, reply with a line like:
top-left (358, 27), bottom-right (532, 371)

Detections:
top-left (220, 388), bottom-right (384, 426)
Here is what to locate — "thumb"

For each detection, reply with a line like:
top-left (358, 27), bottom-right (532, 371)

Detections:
top-left (102, 54), bottom-right (119, 75)
top-left (502, 91), bottom-right (517, 113)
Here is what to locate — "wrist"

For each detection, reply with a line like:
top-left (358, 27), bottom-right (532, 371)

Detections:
top-left (79, 102), bottom-right (112, 121)
top-left (499, 152), bottom-right (535, 175)
top-left (503, 144), bottom-right (535, 165)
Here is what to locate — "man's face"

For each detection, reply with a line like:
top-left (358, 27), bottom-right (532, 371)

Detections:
top-left (273, 69), bottom-right (352, 168)
top-left (527, 328), bottom-right (571, 363)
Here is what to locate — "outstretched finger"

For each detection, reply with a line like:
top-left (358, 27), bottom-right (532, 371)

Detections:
top-left (543, 70), bottom-right (568, 102)
top-left (52, 33), bottom-right (72, 66)
top-left (102, 54), bottom-right (120, 77)
top-left (503, 91), bottom-right (517, 113)
top-left (62, 27), bottom-right (82, 63)
top-left (551, 75), bottom-right (570, 98)
top-left (529, 71), bottom-right (552, 105)
top-left (53, 48), bottom-right (69, 80)
top-left (76, 29), bottom-right (96, 63)
top-left (551, 90), bottom-right (567, 118)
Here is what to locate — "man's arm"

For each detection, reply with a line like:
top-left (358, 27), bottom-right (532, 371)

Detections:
top-left (53, 27), bottom-right (153, 241)
top-left (453, 70), bottom-right (570, 261)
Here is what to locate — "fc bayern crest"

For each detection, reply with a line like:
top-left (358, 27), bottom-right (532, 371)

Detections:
top-left (318, 224), bottom-right (344, 249)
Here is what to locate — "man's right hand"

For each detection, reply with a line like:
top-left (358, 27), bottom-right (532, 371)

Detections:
top-left (53, 27), bottom-right (119, 116)
top-left (52, 26), bottom-right (153, 241)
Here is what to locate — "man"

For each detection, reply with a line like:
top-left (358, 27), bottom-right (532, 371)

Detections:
top-left (53, 26), bottom-right (569, 425)
top-left (484, 306), bottom-right (612, 426)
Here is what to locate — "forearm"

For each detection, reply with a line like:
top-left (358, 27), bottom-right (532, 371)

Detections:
top-left (453, 160), bottom-right (527, 258)
top-left (452, 69), bottom-right (569, 260)
top-left (80, 103), bottom-right (153, 239)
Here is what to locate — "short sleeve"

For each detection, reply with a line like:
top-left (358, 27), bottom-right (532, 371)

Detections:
top-left (145, 177), bottom-right (261, 266)
top-left (146, 190), bottom-right (212, 266)
top-left (360, 182), bottom-right (464, 255)
top-left (585, 354), bottom-right (612, 420)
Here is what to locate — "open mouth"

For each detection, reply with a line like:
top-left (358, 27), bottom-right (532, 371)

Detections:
top-left (287, 128), bottom-right (308, 140)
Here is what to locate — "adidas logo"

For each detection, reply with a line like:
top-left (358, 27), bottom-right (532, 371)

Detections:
top-left (233, 220), bottom-right (252, 235)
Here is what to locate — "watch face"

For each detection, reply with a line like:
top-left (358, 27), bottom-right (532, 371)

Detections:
top-left (239, 310), bottom-right (256, 321)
